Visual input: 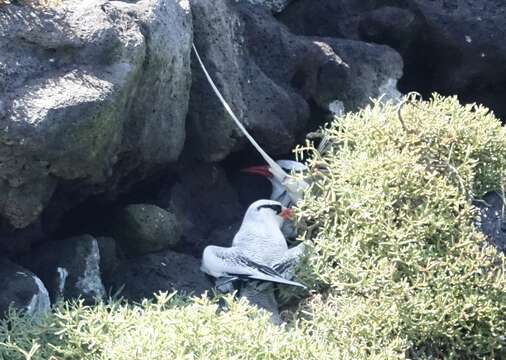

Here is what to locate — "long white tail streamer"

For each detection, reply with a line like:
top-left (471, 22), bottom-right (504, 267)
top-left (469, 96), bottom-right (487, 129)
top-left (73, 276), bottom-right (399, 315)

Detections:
top-left (191, 43), bottom-right (288, 182)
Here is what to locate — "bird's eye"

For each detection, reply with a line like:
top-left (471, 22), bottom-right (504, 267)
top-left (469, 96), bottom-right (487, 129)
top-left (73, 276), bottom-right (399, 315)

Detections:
top-left (257, 204), bottom-right (282, 214)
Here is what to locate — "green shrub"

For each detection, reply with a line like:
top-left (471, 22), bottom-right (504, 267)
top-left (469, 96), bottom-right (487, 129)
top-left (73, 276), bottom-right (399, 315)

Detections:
top-left (0, 294), bottom-right (350, 360)
top-left (0, 94), bottom-right (505, 359)
top-left (294, 93), bottom-right (506, 358)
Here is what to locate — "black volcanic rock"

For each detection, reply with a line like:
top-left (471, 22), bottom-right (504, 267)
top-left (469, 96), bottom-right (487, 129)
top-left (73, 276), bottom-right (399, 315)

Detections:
top-left (280, 0), bottom-right (506, 120)
top-left (0, 257), bottom-right (50, 317)
top-left (0, 0), bottom-right (192, 230)
top-left (187, 0), bottom-right (403, 161)
top-left (18, 234), bottom-right (106, 303)
top-left (111, 204), bottom-right (182, 256)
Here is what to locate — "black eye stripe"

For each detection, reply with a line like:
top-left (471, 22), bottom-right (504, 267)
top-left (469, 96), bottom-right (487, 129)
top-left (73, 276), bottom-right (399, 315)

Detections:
top-left (257, 204), bottom-right (282, 214)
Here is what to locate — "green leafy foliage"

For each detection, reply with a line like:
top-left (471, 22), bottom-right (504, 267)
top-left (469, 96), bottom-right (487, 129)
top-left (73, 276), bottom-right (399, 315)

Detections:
top-left (0, 94), bottom-right (505, 359)
top-left (0, 294), bottom-right (347, 360)
top-left (294, 94), bottom-right (506, 358)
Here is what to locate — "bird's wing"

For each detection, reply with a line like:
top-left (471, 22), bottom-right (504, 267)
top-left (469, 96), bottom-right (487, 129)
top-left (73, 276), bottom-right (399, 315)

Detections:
top-left (207, 246), bottom-right (306, 289)
top-left (272, 243), bottom-right (306, 278)
top-left (234, 255), bottom-right (307, 289)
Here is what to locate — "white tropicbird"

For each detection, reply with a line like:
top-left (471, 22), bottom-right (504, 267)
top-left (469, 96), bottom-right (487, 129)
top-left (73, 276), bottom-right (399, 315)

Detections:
top-left (242, 160), bottom-right (308, 207)
top-left (192, 44), bottom-right (309, 205)
top-left (201, 199), bottom-right (306, 289)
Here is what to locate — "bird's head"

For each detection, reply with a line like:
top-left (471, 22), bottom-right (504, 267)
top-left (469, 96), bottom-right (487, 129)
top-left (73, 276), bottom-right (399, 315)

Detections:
top-left (244, 199), bottom-right (293, 227)
top-left (242, 160), bottom-right (309, 205)
top-left (241, 160), bottom-right (308, 180)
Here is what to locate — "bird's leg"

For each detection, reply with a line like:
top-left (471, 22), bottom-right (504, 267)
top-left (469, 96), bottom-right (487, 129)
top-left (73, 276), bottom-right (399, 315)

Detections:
top-left (215, 276), bottom-right (238, 294)
top-left (239, 281), bottom-right (282, 325)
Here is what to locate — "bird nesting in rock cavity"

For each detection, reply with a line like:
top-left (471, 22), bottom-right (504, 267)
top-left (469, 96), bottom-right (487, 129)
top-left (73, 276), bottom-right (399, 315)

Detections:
top-left (201, 199), bottom-right (306, 290)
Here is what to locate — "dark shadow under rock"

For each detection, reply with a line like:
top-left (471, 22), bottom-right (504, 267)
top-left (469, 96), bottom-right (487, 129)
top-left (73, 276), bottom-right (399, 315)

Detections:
top-left (239, 282), bottom-right (282, 325)
top-left (474, 192), bottom-right (506, 252)
top-left (0, 219), bottom-right (47, 256)
top-left (159, 163), bottom-right (244, 255)
top-left (204, 222), bottom-right (241, 249)
top-left (106, 249), bottom-right (212, 301)
top-left (96, 236), bottom-right (121, 282)
top-left (0, 257), bottom-right (50, 318)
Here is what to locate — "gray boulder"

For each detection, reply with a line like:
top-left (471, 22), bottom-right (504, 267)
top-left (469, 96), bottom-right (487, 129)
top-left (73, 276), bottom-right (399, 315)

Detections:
top-left (188, 0), bottom-right (403, 161)
top-left (0, 257), bottom-right (50, 317)
top-left (280, 0), bottom-right (506, 120)
top-left (188, 0), bottom-right (348, 161)
top-left (0, 0), bottom-right (192, 230)
top-left (314, 38), bottom-right (403, 111)
top-left (107, 249), bottom-right (212, 300)
top-left (111, 204), bottom-right (182, 256)
top-left (18, 234), bottom-right (105, 303)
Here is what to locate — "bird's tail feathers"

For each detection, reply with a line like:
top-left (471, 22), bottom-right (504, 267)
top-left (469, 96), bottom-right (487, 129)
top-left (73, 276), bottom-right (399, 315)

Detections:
top-left (191, 43), bottom-right (288, 183)
top-left (245, 273), bottom-right (307, 289)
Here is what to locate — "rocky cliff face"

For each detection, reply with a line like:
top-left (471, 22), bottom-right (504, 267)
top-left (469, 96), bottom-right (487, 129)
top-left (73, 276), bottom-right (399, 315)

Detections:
top-left (0, 0), bottom-right (192, 231)
top-left (0, 0), bottom-right (504, 316)
top-left (280, 0), bottom-right (506, 120)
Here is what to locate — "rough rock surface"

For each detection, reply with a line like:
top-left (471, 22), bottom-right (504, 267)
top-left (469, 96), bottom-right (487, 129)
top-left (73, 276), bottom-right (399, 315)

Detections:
top-left (18, 234), bottom-right (105, 302)
top-left (311, 38), bottom-right (402, 111)
top-left (188, 0), bottom-right (401, 161)
top-left (111, 204), bottom-right (182, 256)
top-left (245, 0), bottom-right (293, 13)
top-left (0, 0), bottom-right (192, 230)
top-left (0, 257), bottom-right (50, 317)
top-left (107, 249), bottom-right (212, 300)
top-left (280, 0), bottom-right (506, 120)
top-left (405, 0), bottom-right (506, 120)
top-left (161, 164), bottom-right (243, 254)
top-left (474, 192), bottom-right (506, 252)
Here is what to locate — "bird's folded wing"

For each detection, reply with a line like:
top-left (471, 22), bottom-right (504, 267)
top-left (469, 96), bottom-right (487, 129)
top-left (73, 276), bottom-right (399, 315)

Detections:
top-left (234, 255), bottom-right (307, 289)
top-left (272, 243), bottom-right (306, 278)
top-left (211, 246), bottom-right (306, 289)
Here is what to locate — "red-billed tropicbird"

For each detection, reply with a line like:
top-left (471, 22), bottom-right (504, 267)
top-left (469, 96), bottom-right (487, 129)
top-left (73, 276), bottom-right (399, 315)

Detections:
top-left (242, 160), bottom-right (308, 208)
top-left (201, 199), bottom-right (306, 289)
top-left (242, 160), bottom-right (309, 239)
